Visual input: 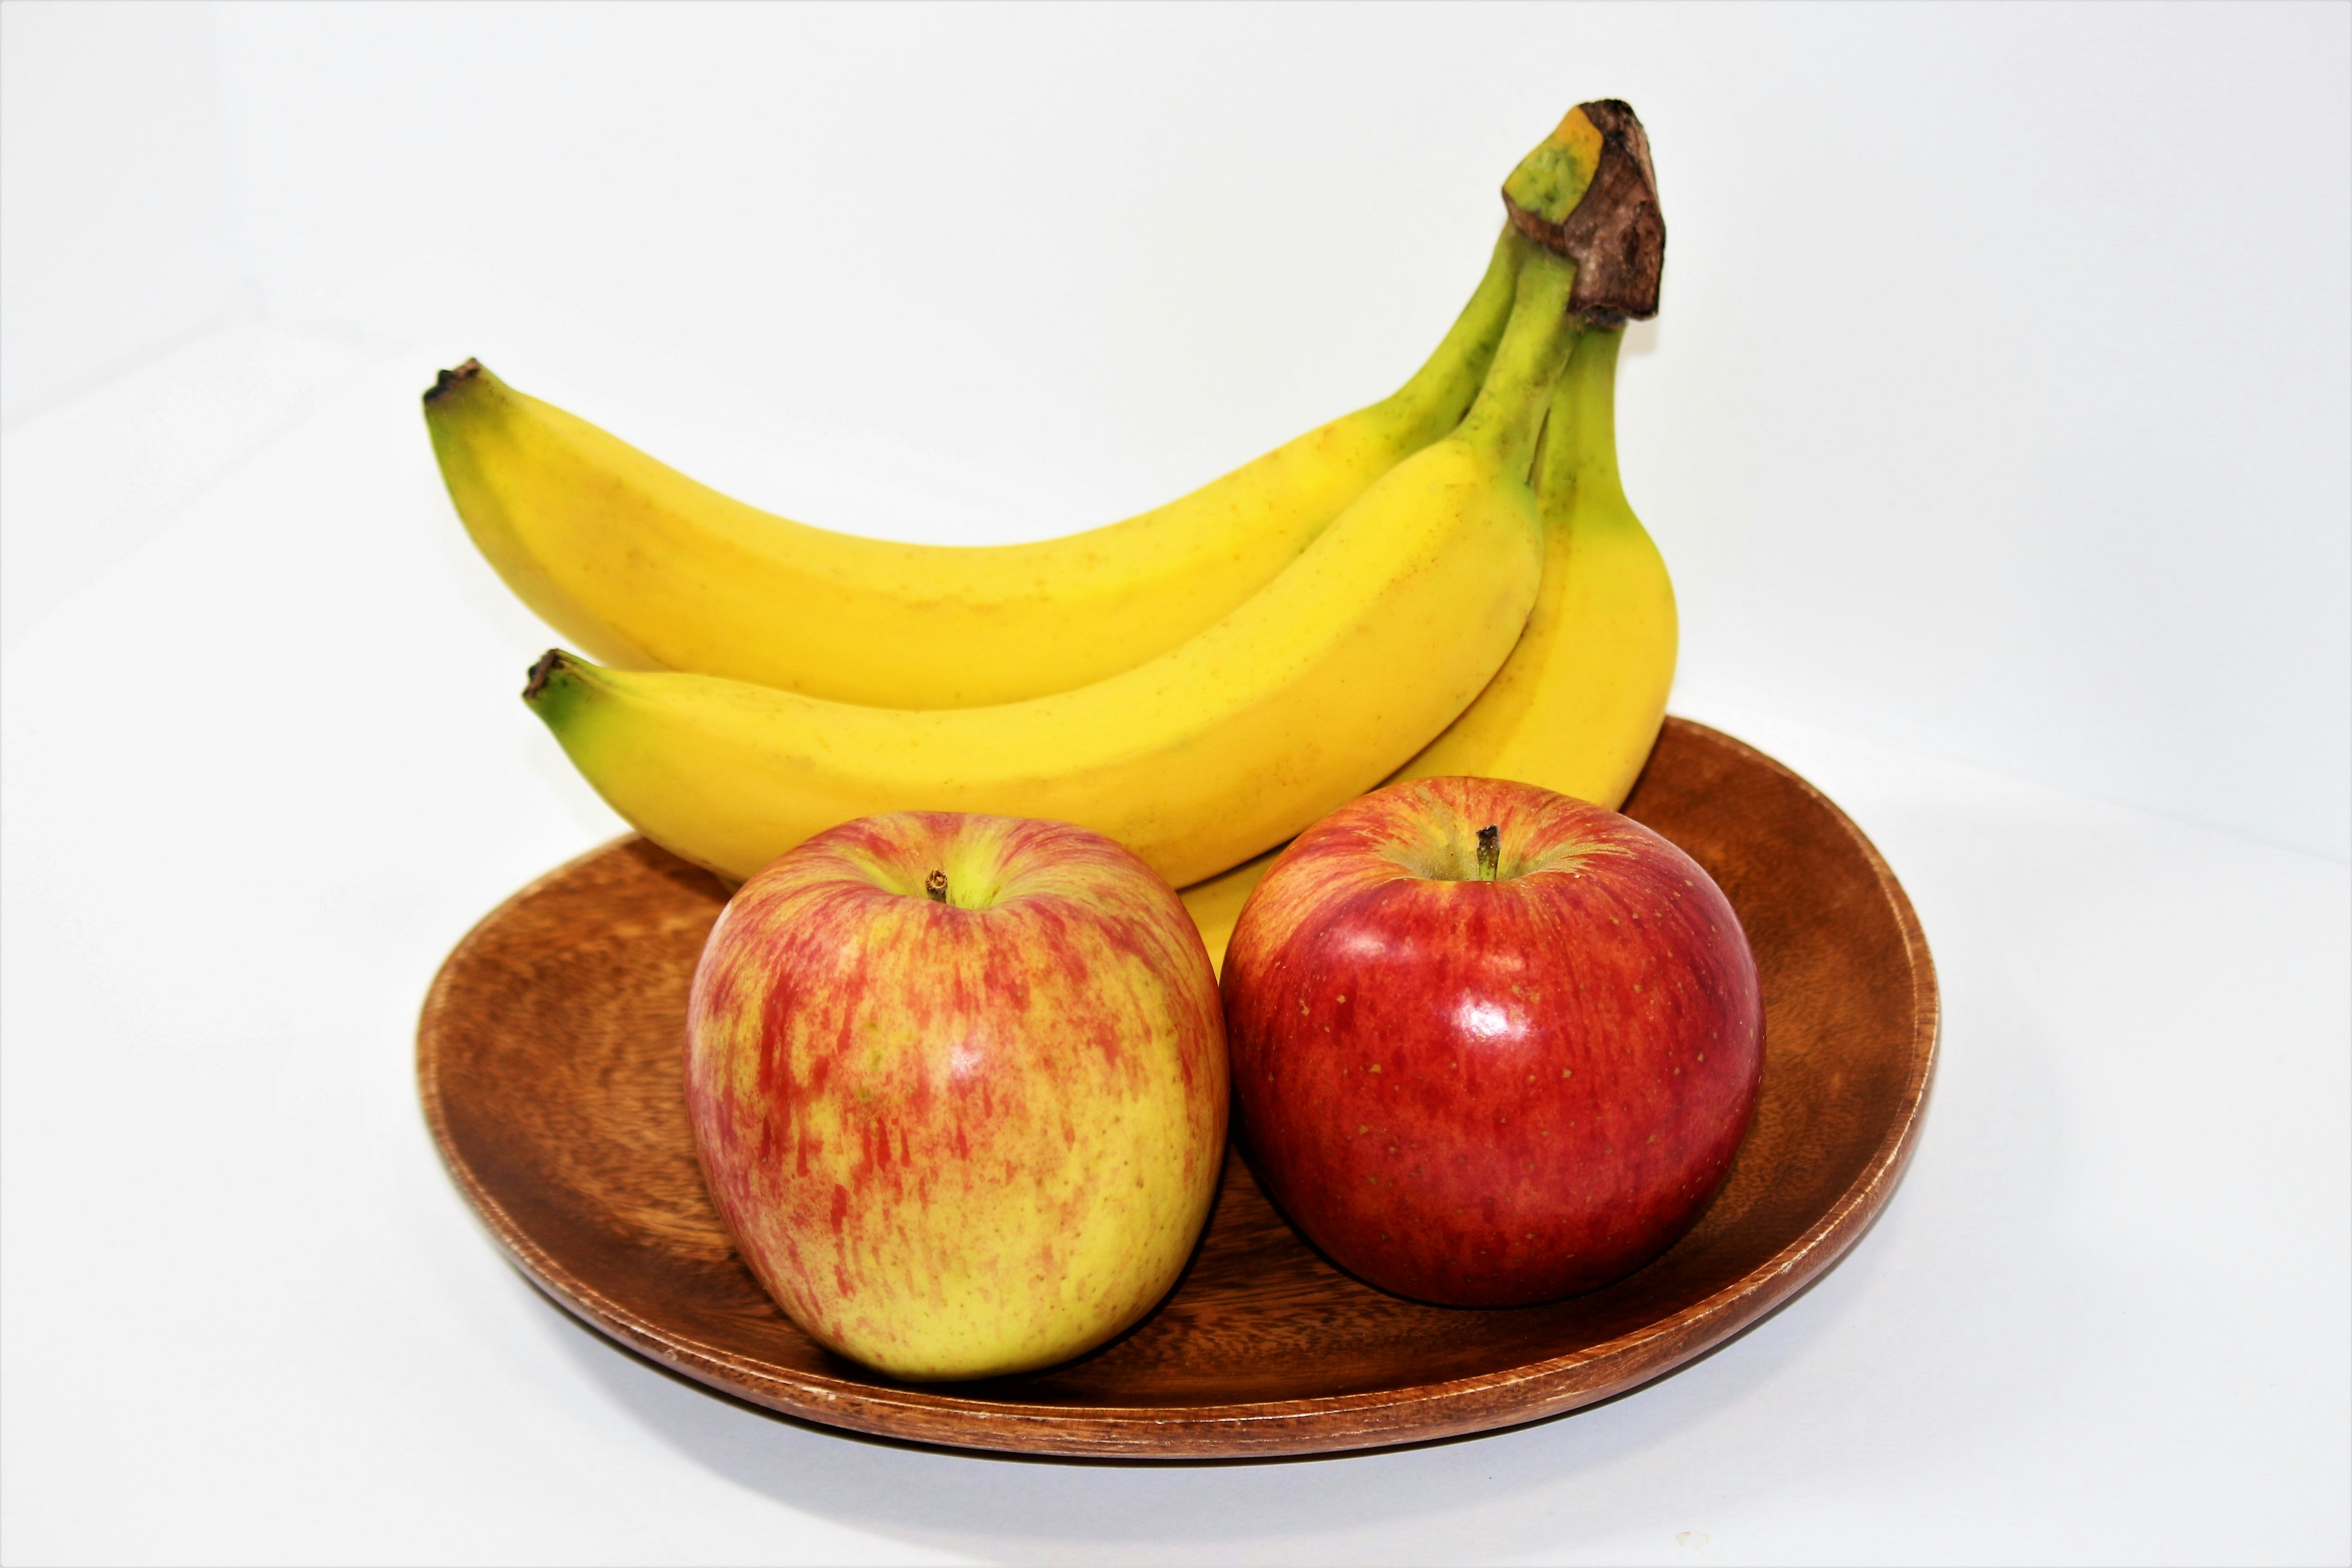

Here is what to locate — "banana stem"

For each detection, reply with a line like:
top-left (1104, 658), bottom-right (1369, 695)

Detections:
top-left (1454, 248), bottom-right (1582, 478)
top-left (1378, 226), bottom-right (1526, 447)
top-left (1536, 325), bottom-right (1627, 513)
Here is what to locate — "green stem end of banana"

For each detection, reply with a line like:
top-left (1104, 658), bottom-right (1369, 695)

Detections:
top-left (524, 649), bottom-right (598, 731)
top-left (1457, 247), bottom-right (1584, 473)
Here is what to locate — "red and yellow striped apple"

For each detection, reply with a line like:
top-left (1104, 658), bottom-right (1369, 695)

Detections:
top-left (1223, 776), bottom-right (1762, 1307)
top-left (684, 812), bottom-right (1227, 1381)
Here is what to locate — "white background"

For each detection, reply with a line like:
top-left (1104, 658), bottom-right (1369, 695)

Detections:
top-left (2, 5), bottom-right (2346, 1565)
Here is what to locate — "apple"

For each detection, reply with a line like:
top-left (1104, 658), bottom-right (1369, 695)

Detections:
top-left (1222, 776), bottom-right (1762, 1307)
top-left (684, 811), bottom-right (1227, 1381)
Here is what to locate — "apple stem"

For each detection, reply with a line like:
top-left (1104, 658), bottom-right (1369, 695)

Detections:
top-left (925, 869), bottom-right (948, 903)
top-left (1477, 825), bottom-right (1501, 882)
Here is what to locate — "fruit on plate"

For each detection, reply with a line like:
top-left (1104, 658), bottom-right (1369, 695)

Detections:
top-left (1179, 101), bottom-right (1673, 971)
top-left (684, 810), bottom-right (1226, 1381)
top-left (1221, 775), bottom-right (1761, 1306)
top-left (519, 243), bottom-right (1586, 888)
top-left (424, 232), bottom-right (1522, 709)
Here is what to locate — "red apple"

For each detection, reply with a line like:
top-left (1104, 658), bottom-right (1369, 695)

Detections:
top-left (1222, 776), bottom-right (1762, 1306)
top-left (684, 812), bottom-right (1227, 1381)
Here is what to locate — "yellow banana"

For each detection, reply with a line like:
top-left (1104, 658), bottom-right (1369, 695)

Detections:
top-left (522, 249), bottom-right (1585, 889)
top-left (1180, 322), bottom-right (1676, 971)
top-left (428, 230), bottom-right (1522, 710)
top-left (1405, 326), bottom-right (1676, 797)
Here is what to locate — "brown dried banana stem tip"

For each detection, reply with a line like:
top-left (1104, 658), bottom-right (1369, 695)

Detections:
top-left (1502, 99), bottom-right (1665, 324)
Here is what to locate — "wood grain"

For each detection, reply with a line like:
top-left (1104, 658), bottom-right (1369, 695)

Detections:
top-left (417, 718), bottom-right (1938, 1458)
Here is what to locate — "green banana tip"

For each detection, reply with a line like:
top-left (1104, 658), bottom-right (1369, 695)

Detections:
top-left (423, 358), bottom-right (487, 408)
top-left (1502, 99), bottom-right (1664, 325)
top-left (523, 648), bottom-right (573, 704)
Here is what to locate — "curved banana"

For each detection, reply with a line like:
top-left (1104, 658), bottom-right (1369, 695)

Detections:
top-left (1180, 323), bottom-right (1676, 970)
top-left (428, 231), bottom-right (1523, 710)
top-left (1404, 326), bottom-right (1676, 797)
top-left (522, 250), bottom-right (1584, 889)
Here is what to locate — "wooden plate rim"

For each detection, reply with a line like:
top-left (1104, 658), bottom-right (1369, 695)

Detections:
top-left (417, 717), bottom-right (1940, 1458)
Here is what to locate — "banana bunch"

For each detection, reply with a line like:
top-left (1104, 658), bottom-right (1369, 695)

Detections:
top-left (429, 102), bottom-right (1675, 963)
top-left (426, 233), bottom-right (1523, 710)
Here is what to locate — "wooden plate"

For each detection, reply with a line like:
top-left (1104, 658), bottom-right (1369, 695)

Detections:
top-left (418, 718), bottom-right (1937, 1458)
